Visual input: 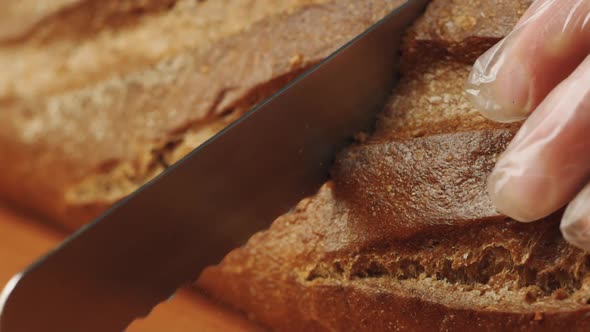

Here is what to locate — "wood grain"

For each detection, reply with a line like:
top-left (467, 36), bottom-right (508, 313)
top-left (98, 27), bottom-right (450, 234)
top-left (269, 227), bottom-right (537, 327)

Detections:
top-left (0, 204), bottom-right (259, 331)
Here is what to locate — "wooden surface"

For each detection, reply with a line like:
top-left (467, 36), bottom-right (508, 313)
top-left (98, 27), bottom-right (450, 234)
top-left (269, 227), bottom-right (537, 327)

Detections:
top-left (0, 204), bottom-right (259, 331)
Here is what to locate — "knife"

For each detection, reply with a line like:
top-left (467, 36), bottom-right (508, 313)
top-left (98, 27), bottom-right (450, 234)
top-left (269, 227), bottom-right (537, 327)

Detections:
top-left (0, 1), bottom-right (429, 331)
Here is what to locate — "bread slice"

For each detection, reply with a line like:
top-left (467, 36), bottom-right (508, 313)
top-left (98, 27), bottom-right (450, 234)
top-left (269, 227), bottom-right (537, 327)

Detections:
top-left (198, 0), bottom-right (590, 330)
top-left (0, 0), bottom-right (407, 229)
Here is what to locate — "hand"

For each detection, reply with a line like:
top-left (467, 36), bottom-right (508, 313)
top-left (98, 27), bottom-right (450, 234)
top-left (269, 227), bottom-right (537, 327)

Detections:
top-left (465, 0), bottom-right (590, 251)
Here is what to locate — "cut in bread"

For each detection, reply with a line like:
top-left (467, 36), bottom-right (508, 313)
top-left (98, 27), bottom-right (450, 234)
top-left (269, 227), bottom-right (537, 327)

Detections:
top-left (197, 0), bottom-right (590, 330)
top-left (0, 0), bottom-right (406, 229)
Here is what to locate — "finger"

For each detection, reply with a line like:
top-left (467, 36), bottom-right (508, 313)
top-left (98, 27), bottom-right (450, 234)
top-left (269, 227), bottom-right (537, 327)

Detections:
top-left (562, 183), bottom-right (590, 252)
top-left (514, 0), bottom-right (555, 29)
top-left (465, 0), bottom-right (590, 122)
top-left (488, 54), bottom-right (590, 222)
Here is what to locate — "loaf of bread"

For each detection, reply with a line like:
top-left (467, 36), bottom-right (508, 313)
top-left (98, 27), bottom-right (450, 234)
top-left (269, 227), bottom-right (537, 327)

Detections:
top-left (198, 1), bottom-right (590, 330)
top-left (6, 0), bottom-right (589, 330)
top-left (0, 0), bottom-right (406, 229)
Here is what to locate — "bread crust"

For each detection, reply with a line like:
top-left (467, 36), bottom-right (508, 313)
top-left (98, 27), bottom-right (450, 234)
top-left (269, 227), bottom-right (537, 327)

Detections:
top-left (200, 130), bottom-right (590, 330)
top-left (197, 0), bottom-right (590, 330)
top-left (0, 0), bottom-right (406, 228)
top-left (0, 0), bottom-right (177, 43)
top-left (404, 0), bottom-right (531, 64)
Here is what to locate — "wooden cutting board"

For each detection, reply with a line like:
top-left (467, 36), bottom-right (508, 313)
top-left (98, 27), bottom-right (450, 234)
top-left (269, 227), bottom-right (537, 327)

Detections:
top-left (0, 204), bottom-right (259, 332)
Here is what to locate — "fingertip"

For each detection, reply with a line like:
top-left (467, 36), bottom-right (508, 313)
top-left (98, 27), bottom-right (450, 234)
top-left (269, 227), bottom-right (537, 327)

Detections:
top-left (561, 216), bottom-right (590, 253)
top-left (466, 55), bottom-right (532, 123)
top-left (465, 35), bottom-right (534, 123)
top-left (562, 185), bottom-right (590, 252)
top-left (487, 165), bottom-right (549, 222)
top-left (466, 0), bottom-right (590, 124)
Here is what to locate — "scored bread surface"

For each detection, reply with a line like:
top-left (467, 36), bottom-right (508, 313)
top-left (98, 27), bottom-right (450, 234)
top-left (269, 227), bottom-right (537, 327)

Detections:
top-left (198, 0), bottom-right (590, 331)
top-left (0, 0), bottom-right (406, 229)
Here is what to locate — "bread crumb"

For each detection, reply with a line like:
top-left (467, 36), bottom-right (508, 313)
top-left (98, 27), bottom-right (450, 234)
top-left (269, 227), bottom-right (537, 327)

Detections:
top-left (533, 311), bottom-right (544, 321)
top-left (289, 53), bottom-right (304, 68)
top-left (454, 15), bottom-right (477, 30)
top-left (553, 288), bottom-right (569, 300)
top-left (414, 149), bottom-right (425, 161)
top-left (410, 129), bottom-right (426, 138)
top-left (524, 291), bottom-right (538, 304)
top-left (428, 96), bottom-right (442, 104)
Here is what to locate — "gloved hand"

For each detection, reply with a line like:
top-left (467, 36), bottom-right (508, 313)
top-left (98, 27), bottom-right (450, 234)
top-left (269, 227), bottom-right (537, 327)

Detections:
top-left (465, 0), bottom-right (590, 251)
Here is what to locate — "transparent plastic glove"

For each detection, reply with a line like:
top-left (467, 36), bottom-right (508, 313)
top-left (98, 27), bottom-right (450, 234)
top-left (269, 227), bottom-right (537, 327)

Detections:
top-left (465, 0), bottom-right (590, 251)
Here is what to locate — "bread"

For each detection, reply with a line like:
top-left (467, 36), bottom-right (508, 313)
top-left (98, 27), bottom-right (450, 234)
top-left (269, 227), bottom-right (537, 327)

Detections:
top-left (197, 0), bottom-right (590, 330)
top-left (403, 0), bottom-right (530, 64)
top-left (0, 0), bottom-right (407, 229)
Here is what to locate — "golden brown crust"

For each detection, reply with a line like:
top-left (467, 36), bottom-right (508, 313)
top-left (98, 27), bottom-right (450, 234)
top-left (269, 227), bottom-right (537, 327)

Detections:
top-left (0, 0), bottom-right (177, 43)
top-left (404, 0), bottom-right (532, 63)
top-left (198, 0), bottom-right (590, 330)
top-left (200, 185), bottom-right (590, 331)
top-left (0, 0), bottom-right (404, 229)
top-left (375, 60), bottom-right (520, 141)
top-left (0, 0), bottom-right (324, 97)
top-left (0, 0), bottom-right (82, 41)
top-left (333, 130), bottom-right (513, 240)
